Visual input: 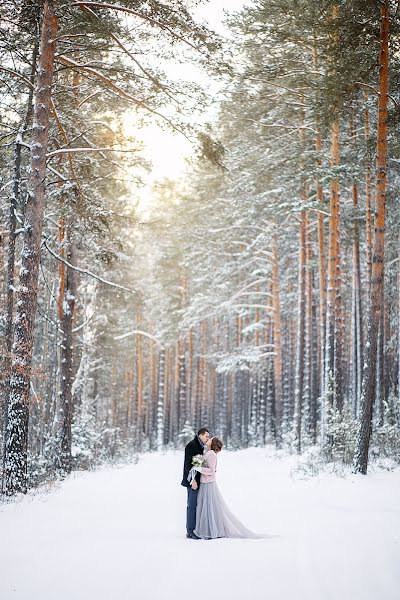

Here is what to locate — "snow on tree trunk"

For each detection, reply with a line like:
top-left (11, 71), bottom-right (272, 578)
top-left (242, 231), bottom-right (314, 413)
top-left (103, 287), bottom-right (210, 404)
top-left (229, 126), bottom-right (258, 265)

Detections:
top-left (313, 46), bottom-right (327, 395)
top-left (322, 117), bottom-right (341, 449)
top-left (57, 231), bottom-right (76, 476)
top-left (294, 209), bottom-right (307, 453)
top-left (364, 103), bottom-right (373, 293)
top-left (350, 119), bottom-right (364, 419)
top-left (271, 233), bottom-right (283, 446)
top-left (1, 41), bottom-right (39, 491)
top-left (136, 310), bottom-right (144, 449)
top-left (156, 348), bottom-right (165, 451)
top-left (354, 0), bottom-right (389, 475)
top-left (3, 1), bottom-right (58, 495)
top-left (178, 346), bottom-right (187, 436)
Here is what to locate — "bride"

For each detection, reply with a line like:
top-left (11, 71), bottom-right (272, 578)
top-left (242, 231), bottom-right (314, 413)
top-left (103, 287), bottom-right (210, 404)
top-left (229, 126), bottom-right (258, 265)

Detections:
top-left (191, 437), bottom-right (263, 540)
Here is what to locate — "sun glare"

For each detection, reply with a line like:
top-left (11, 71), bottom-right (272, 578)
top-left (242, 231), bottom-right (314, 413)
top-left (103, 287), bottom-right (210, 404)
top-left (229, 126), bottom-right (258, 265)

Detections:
top-left (123, 113), bottom-right (192, 180)
top-left (122, 111), bottom-right (193, 214)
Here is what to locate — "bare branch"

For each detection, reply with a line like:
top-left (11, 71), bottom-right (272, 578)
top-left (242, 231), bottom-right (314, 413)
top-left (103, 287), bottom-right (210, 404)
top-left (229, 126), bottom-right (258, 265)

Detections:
top-left (0, 66), bottom-right (34, 88)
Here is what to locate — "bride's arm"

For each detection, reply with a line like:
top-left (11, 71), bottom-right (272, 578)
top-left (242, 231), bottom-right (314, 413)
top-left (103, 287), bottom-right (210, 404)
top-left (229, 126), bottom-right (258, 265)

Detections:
top-left (196, 451), bottom-right (217, 476)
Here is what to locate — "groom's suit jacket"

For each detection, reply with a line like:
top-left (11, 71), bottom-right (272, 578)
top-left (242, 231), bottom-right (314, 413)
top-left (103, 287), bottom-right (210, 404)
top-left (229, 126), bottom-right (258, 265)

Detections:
top-left (181, 436), bottom-right (203, 488)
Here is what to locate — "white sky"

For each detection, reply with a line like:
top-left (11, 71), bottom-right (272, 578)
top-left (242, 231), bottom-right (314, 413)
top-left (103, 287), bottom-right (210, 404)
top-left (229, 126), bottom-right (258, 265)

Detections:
top-left (123, 0), bottom-right (249, 213)
top-left (196, 0), bottom-right (249, 34)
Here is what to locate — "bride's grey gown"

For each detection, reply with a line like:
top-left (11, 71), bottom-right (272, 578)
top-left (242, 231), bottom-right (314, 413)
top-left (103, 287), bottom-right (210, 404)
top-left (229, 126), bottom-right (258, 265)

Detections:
top-left (193, 450), bottom-right (263, 539)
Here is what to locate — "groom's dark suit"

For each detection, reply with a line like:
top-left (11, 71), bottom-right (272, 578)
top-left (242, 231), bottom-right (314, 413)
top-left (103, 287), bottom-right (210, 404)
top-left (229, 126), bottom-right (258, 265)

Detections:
top-left (181, 436), bottom-right (204, 535)
top-left (181, 436), bottom-right (203, 488)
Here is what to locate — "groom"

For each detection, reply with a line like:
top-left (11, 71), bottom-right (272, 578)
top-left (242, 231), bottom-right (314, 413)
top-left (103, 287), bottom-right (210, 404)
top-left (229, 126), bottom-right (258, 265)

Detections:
top-left (181, 427), bottom-right (210, 539)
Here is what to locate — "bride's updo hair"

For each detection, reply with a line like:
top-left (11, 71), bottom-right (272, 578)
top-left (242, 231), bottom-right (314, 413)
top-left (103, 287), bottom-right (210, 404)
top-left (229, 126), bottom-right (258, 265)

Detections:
top-left (210, 437), bottom-right (223, 453)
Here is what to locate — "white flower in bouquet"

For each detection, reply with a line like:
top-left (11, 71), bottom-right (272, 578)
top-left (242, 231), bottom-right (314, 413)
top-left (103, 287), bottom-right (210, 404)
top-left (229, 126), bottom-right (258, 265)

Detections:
top-left (192, 454), bottom-right (206, 468)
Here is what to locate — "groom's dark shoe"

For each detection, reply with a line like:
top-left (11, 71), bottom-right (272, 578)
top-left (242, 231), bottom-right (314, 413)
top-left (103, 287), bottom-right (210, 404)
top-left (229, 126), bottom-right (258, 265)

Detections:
top-left (186, 531), bottom-right (200, 540)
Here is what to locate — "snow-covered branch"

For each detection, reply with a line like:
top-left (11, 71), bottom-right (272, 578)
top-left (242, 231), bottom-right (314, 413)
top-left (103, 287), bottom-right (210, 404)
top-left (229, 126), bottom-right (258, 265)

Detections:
top-left (46, 147), bottom-right (138, 158)
top-left (114, 329), bottom-right (162, 346)
top-left (42, 239), bottom-right (137, 295)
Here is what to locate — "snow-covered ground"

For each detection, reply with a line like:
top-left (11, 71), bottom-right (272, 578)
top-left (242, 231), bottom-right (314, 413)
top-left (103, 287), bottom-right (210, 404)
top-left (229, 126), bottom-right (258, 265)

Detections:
top-left (0, 447), bottom-right (399, 600)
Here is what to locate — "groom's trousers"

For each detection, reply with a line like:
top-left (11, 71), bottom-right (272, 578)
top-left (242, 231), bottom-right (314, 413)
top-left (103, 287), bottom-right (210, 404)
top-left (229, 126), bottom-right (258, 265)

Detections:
top-left (186, 487), bottom-right (198, 533)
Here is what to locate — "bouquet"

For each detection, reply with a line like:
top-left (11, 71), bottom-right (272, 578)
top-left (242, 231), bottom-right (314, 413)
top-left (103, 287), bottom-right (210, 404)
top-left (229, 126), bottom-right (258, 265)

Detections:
top-left (187, 454), bottom-right (206, 484)
top-left (192, 454), bottom-right (206, 468)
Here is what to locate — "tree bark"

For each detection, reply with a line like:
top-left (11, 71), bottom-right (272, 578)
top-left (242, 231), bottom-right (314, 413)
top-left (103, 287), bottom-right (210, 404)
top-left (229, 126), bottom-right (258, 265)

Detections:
top-left (350, 120), bottom-right (363, 418)
top-left (156, 348), bottom-right (165, 450)
top-left (364, 103), bottom-right (373, 292)
top-left (313, 45), bottom-right (327, 395)
top-left (3, 1), bottom-right (58, 495)
top-left (57, 230), bottom-right (76, 475)
top-left (323, 118), bottom-right (341, 448)
top-left (354, 0), bottom-right (389, 474)
top-left (294, 210), bottom-right (307, 453)
top-left (1, 41), bottom-right (39, 493)
top-left (271, 233), bottom-right (283, 446)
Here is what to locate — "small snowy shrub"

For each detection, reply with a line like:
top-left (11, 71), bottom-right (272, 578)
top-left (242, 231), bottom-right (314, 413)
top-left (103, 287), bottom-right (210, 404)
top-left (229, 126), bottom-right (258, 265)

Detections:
top-left (323, 404), bottom-right (358, 465)
top-left (71, 407), bottom-right (97, 470)
top-left (372, 394), bottom-right (400, 464)
top-left (292, 445), bottom-right (326, 478)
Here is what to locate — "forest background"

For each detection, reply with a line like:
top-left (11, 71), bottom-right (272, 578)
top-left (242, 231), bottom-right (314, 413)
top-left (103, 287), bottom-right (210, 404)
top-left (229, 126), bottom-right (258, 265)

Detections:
top-left (1, 0), bottom-right (399, 497)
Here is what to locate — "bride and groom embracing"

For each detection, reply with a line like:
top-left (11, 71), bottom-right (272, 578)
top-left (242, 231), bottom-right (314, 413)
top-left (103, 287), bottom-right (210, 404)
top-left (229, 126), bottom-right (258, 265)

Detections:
top-left (181, 427), bottom-right (264, 540)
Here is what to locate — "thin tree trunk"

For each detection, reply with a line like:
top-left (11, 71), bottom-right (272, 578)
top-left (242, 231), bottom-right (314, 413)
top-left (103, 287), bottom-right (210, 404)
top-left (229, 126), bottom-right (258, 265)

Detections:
top-left (187, 326), bottom-right (193, 425)
top-left (310, 268), bottom-right (319, 442)
top-left (136, 311), bottom-right (143, 448)
top-left (313, 45), bottom-right (327, 395)
top-left (271, 233), bottom-right (283, 446)
top-left (57, 230), bottom-right (76, 475)
top-left (156, 348), bottom-right (165, 450)
top-left (294, 210), bottom-right (307, 453)
top-left (364, 103), bottom-right (373, 291)
top-left (354, 0), bottom-right (389, 474)
top-left (323, 118), bottom-right (341, 448)
top-left (350, 120), bottom-right (364, 418)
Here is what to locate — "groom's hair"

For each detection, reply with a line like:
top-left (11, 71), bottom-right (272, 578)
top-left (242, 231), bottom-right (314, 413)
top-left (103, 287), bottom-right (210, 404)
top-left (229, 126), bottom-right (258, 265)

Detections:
top-left (197, 427), bottom-right (209, 436)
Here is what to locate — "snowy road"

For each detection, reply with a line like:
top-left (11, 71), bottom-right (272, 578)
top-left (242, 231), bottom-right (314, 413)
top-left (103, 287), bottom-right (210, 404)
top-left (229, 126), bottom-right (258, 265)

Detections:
top-left (0, 448), bottom-right (399, 600)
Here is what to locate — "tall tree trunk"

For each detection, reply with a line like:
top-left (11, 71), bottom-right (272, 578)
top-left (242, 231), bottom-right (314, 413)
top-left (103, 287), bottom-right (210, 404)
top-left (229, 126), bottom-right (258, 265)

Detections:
top-left (310, 269), bottom-right (319, 442)
top-left (57, 230), bottom-right (76, 475)
top-left (376, 309), bottom-right (385, 427)
top-left (271, 233), bottom-right (283, 446)
top-left (187, 326), bottom-right (193, 425)
top-left (313, 44), bottom-right (327, 396)
top-left (354, 0), bottom-right (389, 474)
top-left (304, 221), bottom-right (318, 441)
top-left (322, 118), bottom-right (341, 448)
top-left (3, 1), bottom-right (58, 495)
top-left (364, 103), bottom-right (373, 291)
top-left (136, 311), bottom-right (144, 448)
top-left (294, 210), bottom-right (307, 453)
top-left (350, 120), bottom-right (364, 418)
top-left (1, 41), bottom-right (39, 492)
top-left (294, 100), bottom-right (308, 453)
top-left (156, 348), bottom-right (165, 451)
top-left (398, 245), bottom-right (400, 407)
